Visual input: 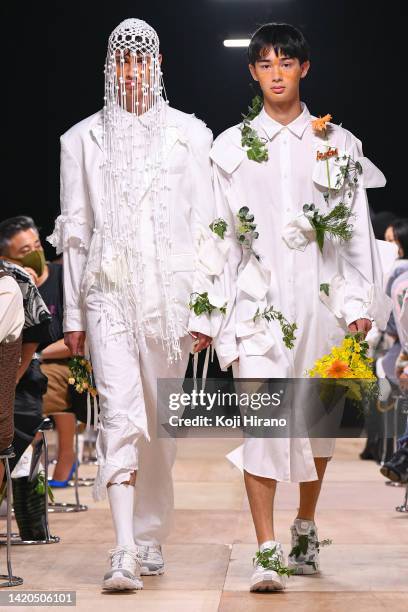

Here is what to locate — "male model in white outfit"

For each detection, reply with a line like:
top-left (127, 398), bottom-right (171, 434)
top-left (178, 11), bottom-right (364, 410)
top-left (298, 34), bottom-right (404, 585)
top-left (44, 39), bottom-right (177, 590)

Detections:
top-left (48, 19), bottom-right (220, 591)
top-left (211, 23), bottom-right (391, 592)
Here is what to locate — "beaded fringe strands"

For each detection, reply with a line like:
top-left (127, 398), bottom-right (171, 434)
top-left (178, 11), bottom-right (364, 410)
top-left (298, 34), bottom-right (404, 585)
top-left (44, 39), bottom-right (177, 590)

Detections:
top-left (99, 18), bottom-right (181, 362)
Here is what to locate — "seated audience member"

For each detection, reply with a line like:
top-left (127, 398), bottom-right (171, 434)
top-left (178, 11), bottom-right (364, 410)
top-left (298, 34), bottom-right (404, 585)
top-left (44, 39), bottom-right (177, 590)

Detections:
top-left (0, 264), bottom-right (24, 454)
top-left (0, 217), bottom-right (52, 472)
top-left (382, 219), bottom-right (408, 384)
top-left (380, 269), bottom-right (408, 483)
top-left (0, 216), bottom-right (77, 486)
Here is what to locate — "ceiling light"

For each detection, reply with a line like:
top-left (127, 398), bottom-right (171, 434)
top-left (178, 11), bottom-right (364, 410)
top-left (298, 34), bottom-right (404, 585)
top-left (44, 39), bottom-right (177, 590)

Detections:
top-left (223, 39), bottom-right (250, 48)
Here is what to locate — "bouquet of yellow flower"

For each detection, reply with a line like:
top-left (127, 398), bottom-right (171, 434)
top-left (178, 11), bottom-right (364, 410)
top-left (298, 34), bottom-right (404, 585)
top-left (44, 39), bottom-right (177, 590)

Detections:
top-left (68, 356), bottom-right (97, 397)
top-left (308, 333), bottom-right (377, 402)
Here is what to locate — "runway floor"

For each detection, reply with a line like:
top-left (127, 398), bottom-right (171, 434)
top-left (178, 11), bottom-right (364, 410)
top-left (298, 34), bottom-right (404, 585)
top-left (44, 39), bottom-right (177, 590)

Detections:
top-left (1, 438), bottom-right (407, 611)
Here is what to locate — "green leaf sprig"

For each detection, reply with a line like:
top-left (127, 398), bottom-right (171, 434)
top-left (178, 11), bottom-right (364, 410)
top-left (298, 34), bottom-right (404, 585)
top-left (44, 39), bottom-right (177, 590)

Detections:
top-left (253, 547), bottom-right (295, 577)
top-left (240, 96), bottom-right (269, 163)
top-left (253, 306), bottom-right (297, 350)
top-left (335, 155), bottom-right (363, 193)
top-left (303, 202), bottom-right (354, 253)
top-left (289, 532), bottom-right (333, 560)
top-left (35, 471), bottom-right (55, 502)
top-left (189, 292), bottom-right (227, 316)
top-left (236, 206), bottom-right (259, 256)
top-left (345, 331), bottom-right (369, 360)
top-left (209, 218), bottom-right (228, 240)
top-left (320, 283), bottom-right (330, 297)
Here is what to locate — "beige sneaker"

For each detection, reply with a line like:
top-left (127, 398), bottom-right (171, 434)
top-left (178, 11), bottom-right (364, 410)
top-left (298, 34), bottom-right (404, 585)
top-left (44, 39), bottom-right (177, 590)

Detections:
top-left (102, 546), bottom-right (143, 591)
top-left (137, 544), bottom-right (164, 576)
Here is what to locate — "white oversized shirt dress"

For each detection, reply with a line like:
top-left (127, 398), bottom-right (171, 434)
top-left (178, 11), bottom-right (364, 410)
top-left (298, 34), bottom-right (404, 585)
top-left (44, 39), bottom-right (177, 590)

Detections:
top-left (211, 103), bottom-right (392, 482)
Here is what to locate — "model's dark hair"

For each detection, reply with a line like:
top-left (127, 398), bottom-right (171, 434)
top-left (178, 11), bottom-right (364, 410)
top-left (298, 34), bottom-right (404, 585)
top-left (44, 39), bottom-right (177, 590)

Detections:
top-left (392, 218), bottom-right (408, 258)
top-left (0, 216), bottom-right (38, 255)
top-left (248, 23), bottom-right (310, 65)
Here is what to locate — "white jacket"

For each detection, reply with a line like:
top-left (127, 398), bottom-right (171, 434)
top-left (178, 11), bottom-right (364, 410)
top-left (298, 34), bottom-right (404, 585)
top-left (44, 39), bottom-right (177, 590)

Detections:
top-left (48, 106), bottom-right (224, 339)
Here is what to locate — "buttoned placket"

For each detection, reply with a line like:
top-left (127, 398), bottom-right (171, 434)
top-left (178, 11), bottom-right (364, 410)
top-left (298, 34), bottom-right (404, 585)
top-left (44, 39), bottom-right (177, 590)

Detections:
top-left (276, 128), bottom-right (296, 322)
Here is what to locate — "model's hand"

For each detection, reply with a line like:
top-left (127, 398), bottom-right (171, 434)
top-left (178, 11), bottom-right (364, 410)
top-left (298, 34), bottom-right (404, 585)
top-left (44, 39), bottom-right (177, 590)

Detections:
top-left (64, 331), bottom-right (86, 356)
top-left (347, 318), bottom-right (372, 337)
top-left (191, 332), bottom-right (212, 353)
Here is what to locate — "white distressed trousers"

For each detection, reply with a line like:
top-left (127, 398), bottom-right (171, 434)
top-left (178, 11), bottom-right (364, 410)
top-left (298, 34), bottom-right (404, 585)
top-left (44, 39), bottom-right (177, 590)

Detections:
top-left (85, 289), bottom-right (191, 545)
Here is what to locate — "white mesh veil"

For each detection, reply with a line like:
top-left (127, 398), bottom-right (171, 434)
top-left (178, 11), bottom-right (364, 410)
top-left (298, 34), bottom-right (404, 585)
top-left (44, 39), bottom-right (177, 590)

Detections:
top-left (97, 18), bottom-right (181, 362)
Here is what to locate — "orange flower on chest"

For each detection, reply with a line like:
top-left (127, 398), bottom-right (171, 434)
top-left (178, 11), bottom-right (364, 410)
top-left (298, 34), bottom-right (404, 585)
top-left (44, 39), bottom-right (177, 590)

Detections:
top-left (312, 114), bottom-right (332, 132)
top-left (316, 147), bottom-right (338, 161)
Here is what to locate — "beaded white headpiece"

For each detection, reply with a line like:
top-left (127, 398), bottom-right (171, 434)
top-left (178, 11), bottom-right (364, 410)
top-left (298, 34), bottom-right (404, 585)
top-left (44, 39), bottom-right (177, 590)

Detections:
top-left (98, 19), bottom-right (181, 362)
top-left (104, 19), bottom-right (166, 116)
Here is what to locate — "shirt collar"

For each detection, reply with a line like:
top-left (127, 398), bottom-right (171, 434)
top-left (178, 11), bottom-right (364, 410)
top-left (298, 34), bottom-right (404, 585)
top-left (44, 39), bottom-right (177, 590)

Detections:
top-left (257, 102), bottom-right (311, 140)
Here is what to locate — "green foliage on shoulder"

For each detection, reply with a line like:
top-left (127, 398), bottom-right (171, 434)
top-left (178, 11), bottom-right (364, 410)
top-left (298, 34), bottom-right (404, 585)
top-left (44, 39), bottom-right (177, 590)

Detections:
top-left (240, 96), bottom-right (268, 163)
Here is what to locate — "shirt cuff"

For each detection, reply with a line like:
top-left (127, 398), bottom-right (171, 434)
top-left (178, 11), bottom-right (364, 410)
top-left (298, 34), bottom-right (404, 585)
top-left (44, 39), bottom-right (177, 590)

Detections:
top-left (63, 307), bottom-right (86, 332)
top-left (188, 312), bottom-right (212, 337)
top-left (342, 300), bottom-right (370, 327)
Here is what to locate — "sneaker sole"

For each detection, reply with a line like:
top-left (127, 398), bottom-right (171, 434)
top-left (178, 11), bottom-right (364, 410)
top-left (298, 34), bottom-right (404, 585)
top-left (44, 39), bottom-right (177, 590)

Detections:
top-left (102, 572), bottom-right (143, 591)
top-left (288, 563), bottom-right (319, 575)
top-left (140, 567), bottom-right (165, 576)
top-left (250, 577), bottom-right (285, 592)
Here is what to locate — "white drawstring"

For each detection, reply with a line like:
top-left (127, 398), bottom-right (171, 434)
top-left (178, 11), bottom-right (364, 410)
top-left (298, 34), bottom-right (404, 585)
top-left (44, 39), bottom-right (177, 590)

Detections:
top-left (86, 392), bottom-right (91, 432)
top-left (202, 345), bottom-right (210, 391)
top-left (93, 394), bottom-right (99, 431)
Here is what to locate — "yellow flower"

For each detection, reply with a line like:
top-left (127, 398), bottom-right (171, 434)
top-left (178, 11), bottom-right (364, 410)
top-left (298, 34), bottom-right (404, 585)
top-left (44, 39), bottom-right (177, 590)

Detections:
top-left (68, 377), bottom-right (75, 385)
top-left (312, 114), bottom-right (332, 132)
top-left (80, 359), bottom-right (86, 366)
top-left (82, 382), bottom-right (89, 390)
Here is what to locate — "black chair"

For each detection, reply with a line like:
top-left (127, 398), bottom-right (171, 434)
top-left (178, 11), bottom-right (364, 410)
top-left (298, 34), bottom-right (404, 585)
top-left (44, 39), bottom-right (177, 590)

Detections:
top-left (48, 418), bottom-right (88, 513)
top-left (0, 418), bottom-right (60, 545)
top-left (0, 446), bottom-right (23, 587)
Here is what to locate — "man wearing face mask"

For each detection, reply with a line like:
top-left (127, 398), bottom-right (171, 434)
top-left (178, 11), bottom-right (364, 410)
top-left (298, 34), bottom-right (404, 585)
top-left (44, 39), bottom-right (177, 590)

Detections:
top-left (0, 216), bottom-right (58, 472)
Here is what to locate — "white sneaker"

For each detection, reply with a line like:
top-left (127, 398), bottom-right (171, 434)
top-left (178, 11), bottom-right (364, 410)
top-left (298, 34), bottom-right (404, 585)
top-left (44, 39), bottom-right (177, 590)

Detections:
top-left (288, 519), bottom-right (331, 575)
top-left (102, 546), bottom-right (143, 591)
top-left (250, 541), bottom-right (291, 592)
top-left (137, 544), bottom-right (164, 576)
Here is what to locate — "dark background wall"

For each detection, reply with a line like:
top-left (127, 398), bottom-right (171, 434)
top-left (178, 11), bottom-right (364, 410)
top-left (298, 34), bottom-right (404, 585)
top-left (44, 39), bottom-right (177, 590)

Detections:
top-left (3, 0), bottom-right (405, 256)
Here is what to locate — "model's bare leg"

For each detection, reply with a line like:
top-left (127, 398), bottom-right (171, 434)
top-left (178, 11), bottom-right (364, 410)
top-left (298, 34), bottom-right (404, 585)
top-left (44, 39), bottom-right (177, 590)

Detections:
top-left (244, 469), bottom-right (277, 544)
top-left (297, 457), bottom-right (329, 520)
top-left (51, 413), bottom-right (76, 481)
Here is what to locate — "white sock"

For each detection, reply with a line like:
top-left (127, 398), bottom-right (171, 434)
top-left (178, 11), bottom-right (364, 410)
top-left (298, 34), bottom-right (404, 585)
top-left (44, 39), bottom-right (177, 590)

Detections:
top-left (107, 483), bottom-right (136, 548)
